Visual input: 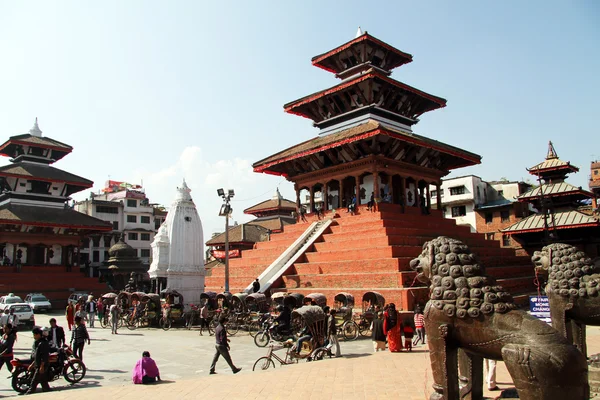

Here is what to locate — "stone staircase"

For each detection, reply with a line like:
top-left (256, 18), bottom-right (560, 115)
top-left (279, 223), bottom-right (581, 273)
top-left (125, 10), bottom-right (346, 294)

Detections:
top-left (0, 266), bottom-right (109, 308)
top-left (205, 203), bottom-right (536, 311)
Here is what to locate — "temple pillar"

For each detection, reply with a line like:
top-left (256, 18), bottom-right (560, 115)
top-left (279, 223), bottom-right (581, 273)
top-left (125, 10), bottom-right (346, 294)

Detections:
top-left (295, 184), bottom-right (300, 208)
top-left (355, 176), bottom-right (361, 206)
top-left (373, 170), bottom-right (379, 211)
top-left (426, 184), bottom-right (431, 214)
top-left (309, 186), bottom-right (315, 213)
top-left (322, 183), bottom-right (328, 211)
top-left (400, 176), bottom-right (406, 210)
top-left (436, 182), bottom-right (442, 209)
top-left (339, 179), bottom-right (345, 209)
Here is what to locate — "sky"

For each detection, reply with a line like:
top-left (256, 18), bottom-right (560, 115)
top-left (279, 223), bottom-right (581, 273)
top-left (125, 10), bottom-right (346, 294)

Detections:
top-left (0, 1), bottom-right (599, 239)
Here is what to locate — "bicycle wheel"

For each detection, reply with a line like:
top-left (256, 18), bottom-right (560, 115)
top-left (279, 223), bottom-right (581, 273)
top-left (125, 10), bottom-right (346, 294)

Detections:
top-left (254, 331), bottom-right (270, 347)
top-left (226, 321), bottom-right (239, 336)
top-left (63, 360), bottom-right (86, 383)
top-left (187, 314), bottom-right (195, 330)
top-left (248, 321), bottom-right (260, 337)
top-left (163, 318), bottom-right (172, 331)
top-left (126, 318), bottom-right (137, 330)
top-left (342, 321), bottom-right (359, 341)
top-left (310, 347), bottom-right (330, 361)
top-left (252, 356), bottom-right (275, 371)
top-left (99, 316), bottom-right (107, 329)
top-left (358, 320), bottom-right (371, 337)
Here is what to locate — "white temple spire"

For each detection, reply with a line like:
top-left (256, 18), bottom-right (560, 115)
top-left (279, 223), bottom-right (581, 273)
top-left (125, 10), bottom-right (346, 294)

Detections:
top-left (355, 26), bottom-right (363, 38)
top-left (29, 117), bottom-right (42, 137)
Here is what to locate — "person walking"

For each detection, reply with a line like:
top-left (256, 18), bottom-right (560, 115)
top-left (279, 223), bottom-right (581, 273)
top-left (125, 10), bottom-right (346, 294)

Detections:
top-left (8, 309), bottom-right (19, 328)
top-left (110, 302), bottom-right (120, 334)
top-left (383, 303), bottom-right (402, 352)
top-left (48, 318), bottom-right (65, 350)
top-left (327, 309), bottom-right (341, 357)
top-left (86, 296), bottom-right (97, 328)
top-left (27, 327), bottom-right (51, 394)
top-left (371, 312), bottom-right (386, 352)
top-left (485, 359), bottom-right (499, 391)
top-left (199, 302), bottom-right (209, 336)
top-left (413, 307), bottom-right (426, 346)
top-left (97, 299), bottom-right (105, 327)
top-left (209, 316), bottom-right (241, 375)
top-left (70, 316), bottom-right (90, 361)
top-left (0, 310), bottom-right (9, 327)
top-left (0, 324), bottom-right (16, 373)
top-left (65, 303), bottom-right (75, 331)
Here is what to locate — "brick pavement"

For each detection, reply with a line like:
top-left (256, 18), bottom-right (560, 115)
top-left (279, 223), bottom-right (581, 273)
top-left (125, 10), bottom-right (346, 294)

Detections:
top-left (26, 326), bottom-right (600, 400)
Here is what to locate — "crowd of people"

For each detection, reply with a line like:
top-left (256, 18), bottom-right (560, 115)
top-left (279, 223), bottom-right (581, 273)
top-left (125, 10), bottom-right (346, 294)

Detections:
top-left (370, 304), bottom-right (426, 353)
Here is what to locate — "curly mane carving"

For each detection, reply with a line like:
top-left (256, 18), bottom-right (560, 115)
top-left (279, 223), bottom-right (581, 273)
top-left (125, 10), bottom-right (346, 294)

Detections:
top-left (532, 242), bottom-right (599, 298)
top-left (411, 236), bottom-right (517, 319)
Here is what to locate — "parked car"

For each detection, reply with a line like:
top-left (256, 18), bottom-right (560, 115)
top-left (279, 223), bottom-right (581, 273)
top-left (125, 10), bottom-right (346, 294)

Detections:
top-left (67, 292), bottom-right (89, 306)
top-left (0, 294), bottom-right (24, 311)
top-left (25, 293), bottom-right (52, 313)
top-left (6, 303), bottom-right (35, 330)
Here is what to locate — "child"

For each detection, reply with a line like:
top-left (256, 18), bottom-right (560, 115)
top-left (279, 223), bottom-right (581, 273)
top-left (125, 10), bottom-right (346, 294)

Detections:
top-left (413, 307), bottom-right (426, 346)
top-left (402, 318), bottom-right (414, 351)
top-left (371, 312), bottom-right (386, 352)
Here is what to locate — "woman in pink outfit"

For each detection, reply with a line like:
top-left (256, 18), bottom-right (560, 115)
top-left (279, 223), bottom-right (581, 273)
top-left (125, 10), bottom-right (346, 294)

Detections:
top-left (132, 351), bottom-right (161, 384)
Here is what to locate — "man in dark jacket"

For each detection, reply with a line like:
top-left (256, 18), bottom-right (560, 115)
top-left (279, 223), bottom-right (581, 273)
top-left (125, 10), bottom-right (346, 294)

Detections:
top-left (371, 312), bottom-right (386, 352)
top-left (252, 279), bottom-right (260, 293)
top-left (48, 318), bottom-right (65, 350)
top-left (27, 327), bottom-right (51, 393)
top-left (0, 323), bottom-right (16, 372)
top-left (70, 316), bottom-right (90, 361)
top-left (209, 316), bottom-right (241, 375)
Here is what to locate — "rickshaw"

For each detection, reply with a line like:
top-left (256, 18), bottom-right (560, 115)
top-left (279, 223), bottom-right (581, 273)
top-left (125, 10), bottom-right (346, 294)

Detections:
top-left (159, 289), bottom-right (185, 330)
top-left (333, 292), bottom-right (359, 341)
top-left (225, 293), bottom-right (265, 336)
top-left (126, 292), bottom-right (161, 329)
top-left (304, 293), bottom-right (327, 308)
top-left (283, 293), bottom-right (304, 310)
top-left (231, 293), bottom-right (248, 313)
top-left (271, 292), bottom-right (287, 308)
top-left (357, 291), bottom-right (386, 337)
top-left (253, 305), bottom-right (330, 370)
top-left (216, 292), bottom-right (232, 309)
top-left (246, 293), bottom-right (269, 313)
top-left (99, 292), bottom-right (117, 329)
top-left (200, 291), bottom-right (218, 310)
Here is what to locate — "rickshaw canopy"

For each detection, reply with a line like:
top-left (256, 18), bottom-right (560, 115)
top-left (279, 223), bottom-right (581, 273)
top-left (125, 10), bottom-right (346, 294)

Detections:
top-left (292, 305), bottom-right (327, 326)
top-left (246, 293), bottom-right (268, 312)
top-left (305, 293), bottom-right (327, 307)
top-left (216, 292), bottom-right (232, 307)
top-left (231, 293), bottom-right (248, 311)
top-left (334, 292), bottom-right (355, 308)
top-left (362, 291), bottom-right (385, 309)
top-left (284, 293), bottom-right (305, 309)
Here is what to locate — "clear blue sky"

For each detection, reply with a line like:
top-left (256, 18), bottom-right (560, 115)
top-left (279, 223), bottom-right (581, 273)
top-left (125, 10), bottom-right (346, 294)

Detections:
top-left (1, 1), bottom-right (598, 238)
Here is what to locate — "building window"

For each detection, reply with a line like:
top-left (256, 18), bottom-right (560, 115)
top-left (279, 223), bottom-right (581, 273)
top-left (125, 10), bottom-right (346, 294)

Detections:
top-left (112, 221), bottom-right (119, 230)
top-left (127, 199), bottom-right (137, 207)
top-left (501, 210), bottom-right (510, 222)
top-left (103, 250), bottom-right (109, 260)
top-left (140, 249), bottom-right (151, 258)
top-left (141, 233), bottom-right (150, 241)
top-left (595, 170), bottom-right (598, 175)
top-left (485, 212), bottom-right (493, 224)
top-left (96, 206), bottom-right (118, 214)
top-left (127, 215), bottom-right (137, 223)
top-left (449, 186), bottom-right (465, 196)
top-left (141, 216), bottom-right (150, 224)
top-left (431, 190), bottom-right (437, 199)
top-left (502, 235), bottom-right (511, 246)
top-left (477, 187), bottom-right (481, 200)
top-left (128, 232), bottom-right (138, 241)
top-left (155, 219), bottom-right (162, 230)
top-left (92, 251), bottom-right (99, 262)
top-left (451, 205), bottom-right (466, 217)
top-left (485, 233), bottom-right (495, 240)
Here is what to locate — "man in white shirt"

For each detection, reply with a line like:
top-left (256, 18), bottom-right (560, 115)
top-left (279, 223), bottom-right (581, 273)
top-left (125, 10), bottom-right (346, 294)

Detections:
top-left (86, 296), bottom-right (97, 328)
top-left (49, 318), bottom-right (65, 349)
top-left (0, 310), bottom-right (9, 327)
top-left (7, 310), bottom-right (18, 328)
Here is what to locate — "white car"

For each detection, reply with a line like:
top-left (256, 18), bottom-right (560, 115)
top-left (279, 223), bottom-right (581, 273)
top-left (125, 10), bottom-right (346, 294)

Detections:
top-left (25, 293), bottom-right (52, 313)
top-left (5, 303), bottom-right (35, 330)
top-left (67, 292), bottom-right (89, 306)
top-left (0, 294), bottom-right (24, 312)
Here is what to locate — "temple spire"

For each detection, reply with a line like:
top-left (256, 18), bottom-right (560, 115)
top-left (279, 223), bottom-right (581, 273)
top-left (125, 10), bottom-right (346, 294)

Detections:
top-left (355, 26), bottom-right (363, 38)
top-left (29, 117), bottom-right (42, 137)
top-left (546, 141), bottom-right (558, 160)
top-left (272, 187), bottom-right (283, 201)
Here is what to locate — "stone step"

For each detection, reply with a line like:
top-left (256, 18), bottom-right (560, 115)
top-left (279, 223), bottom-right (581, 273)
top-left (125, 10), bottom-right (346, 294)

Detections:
top-left (206, 264), bottom-right (268, 278)
top-left (292, 258), bottom-right (402, 275)
top-left (282, 272), bottom-right (403, 290)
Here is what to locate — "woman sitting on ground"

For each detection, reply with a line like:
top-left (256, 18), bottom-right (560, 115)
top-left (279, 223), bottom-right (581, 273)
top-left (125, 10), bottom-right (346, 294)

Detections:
top-left (132, 351), bottom-right (161, 384)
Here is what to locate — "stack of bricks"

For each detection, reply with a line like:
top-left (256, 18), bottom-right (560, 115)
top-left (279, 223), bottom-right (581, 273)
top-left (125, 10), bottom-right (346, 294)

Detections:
top-left (204, 203), bottom-right (537, 311)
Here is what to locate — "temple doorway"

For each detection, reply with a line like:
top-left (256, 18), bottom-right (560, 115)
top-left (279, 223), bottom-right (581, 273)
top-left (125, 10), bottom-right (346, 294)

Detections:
top-left (28, 245), bottom-right (45, 265)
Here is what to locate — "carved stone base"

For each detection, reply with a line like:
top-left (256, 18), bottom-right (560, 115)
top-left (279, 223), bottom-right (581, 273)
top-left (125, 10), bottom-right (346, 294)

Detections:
top-left (495, 388), bottom-right (519, 398)
top-left (589, 364), bottom-right (600, 397)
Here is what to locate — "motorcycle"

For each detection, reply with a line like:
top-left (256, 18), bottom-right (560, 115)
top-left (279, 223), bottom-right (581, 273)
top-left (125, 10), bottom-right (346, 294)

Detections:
top-left (254, 318), bottom-right (295, 347)
top-left (11, 345), bottom-right (86, 394)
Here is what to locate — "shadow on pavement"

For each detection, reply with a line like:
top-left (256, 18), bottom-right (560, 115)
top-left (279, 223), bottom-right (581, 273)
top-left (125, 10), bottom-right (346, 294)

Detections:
top-left (339, 352), bottom-right (373, 359)
top-left (50, 380), bottom-right (101, 392)
top-left (90, 369), bottom-right (127, 373)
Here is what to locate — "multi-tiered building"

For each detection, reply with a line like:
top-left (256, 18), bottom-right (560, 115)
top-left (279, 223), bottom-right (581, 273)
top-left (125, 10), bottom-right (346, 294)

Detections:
top-left (503, 142), bottom-right (600, 256)
top-left (205, 31), bottom-right (537, 310)
top-left (0, 120), bottom-right (111, 304)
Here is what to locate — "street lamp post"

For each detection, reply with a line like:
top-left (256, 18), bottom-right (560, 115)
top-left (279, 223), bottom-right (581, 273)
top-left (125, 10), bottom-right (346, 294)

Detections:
top-left (218, 188), bottom-right (234, 294)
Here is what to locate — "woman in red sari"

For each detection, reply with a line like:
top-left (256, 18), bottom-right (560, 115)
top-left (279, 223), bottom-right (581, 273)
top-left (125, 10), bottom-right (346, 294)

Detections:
top-left (66, 303), bottom-right (75, 331)
top-left (383, 303), bottom-right (402, 352)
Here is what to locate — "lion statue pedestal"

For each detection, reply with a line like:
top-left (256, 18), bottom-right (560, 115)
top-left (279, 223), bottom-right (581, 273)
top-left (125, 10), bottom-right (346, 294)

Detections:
top-left (410, 236), bottom-right (588, 400)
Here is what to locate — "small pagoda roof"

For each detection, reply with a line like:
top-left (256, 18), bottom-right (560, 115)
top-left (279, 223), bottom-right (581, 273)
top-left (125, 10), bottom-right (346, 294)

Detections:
top-left (527, 141), bottom-right (579, 176)
top-left (518, 181), bottom-right (593, 201)
top-left (253, 120), bottom-right (481, 175)
top-left (0, 203), bottom-right (112, 230)
top-left (0, 133), bottom-right (72, 161)
top-left (502, 209), bottom-right (599, 234)
top-left (244, 190), bottom-right (297, 214)
top-left (283, 70), bottom-right (446, 124)
top-left (311, 32), bottom-right (413, 76)
top-left (475, 198), bottom-right (514, 210)
top-left (248, 216), bottom-right (295, 232)
top-left (205, 224), bottom-right (269, 246)
top-left (0, 163), bottom-right (93, 188)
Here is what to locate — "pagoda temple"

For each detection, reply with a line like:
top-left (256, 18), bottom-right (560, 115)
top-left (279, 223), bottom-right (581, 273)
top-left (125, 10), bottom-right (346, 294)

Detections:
top-left (0, 120), bottom-right (112, 305)
top-left (243, 188), bottom-right (296, 233)
top-left (502, 141), bottom-right (600, 256)
top-left (204, 31), bottom-right (537, 309)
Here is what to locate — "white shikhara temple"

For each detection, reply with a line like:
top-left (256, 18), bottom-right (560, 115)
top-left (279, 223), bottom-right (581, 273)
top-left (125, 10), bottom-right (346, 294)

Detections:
top-left (149, 180), bottom-right (205, 305)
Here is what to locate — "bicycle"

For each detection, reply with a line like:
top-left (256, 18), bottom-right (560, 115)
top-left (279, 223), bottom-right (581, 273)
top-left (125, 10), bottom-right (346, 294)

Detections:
top-left (252, 342), bottom-right (298, 371)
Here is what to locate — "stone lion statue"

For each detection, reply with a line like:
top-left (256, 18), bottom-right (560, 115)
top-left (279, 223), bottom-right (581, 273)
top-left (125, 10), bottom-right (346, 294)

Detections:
top-left (531, 242), bottom-right (600, 357)
top-left (410, 236), bottom-right (588, 400)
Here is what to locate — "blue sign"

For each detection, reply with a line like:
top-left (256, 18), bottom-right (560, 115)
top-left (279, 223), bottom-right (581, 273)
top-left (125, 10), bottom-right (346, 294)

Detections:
top-left (529, 296), bottom-right (551, 324)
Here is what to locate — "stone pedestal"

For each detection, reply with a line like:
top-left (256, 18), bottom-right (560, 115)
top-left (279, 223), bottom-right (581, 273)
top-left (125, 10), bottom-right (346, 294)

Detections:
top-left (166, 270), bottom-right (205, 306)
top-left (590, 365), bottom-right (600, 398)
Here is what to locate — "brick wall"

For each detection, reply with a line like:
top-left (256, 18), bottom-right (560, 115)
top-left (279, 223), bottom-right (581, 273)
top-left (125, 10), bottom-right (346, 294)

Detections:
top-left (475, 203), bottom-right (530, 251)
